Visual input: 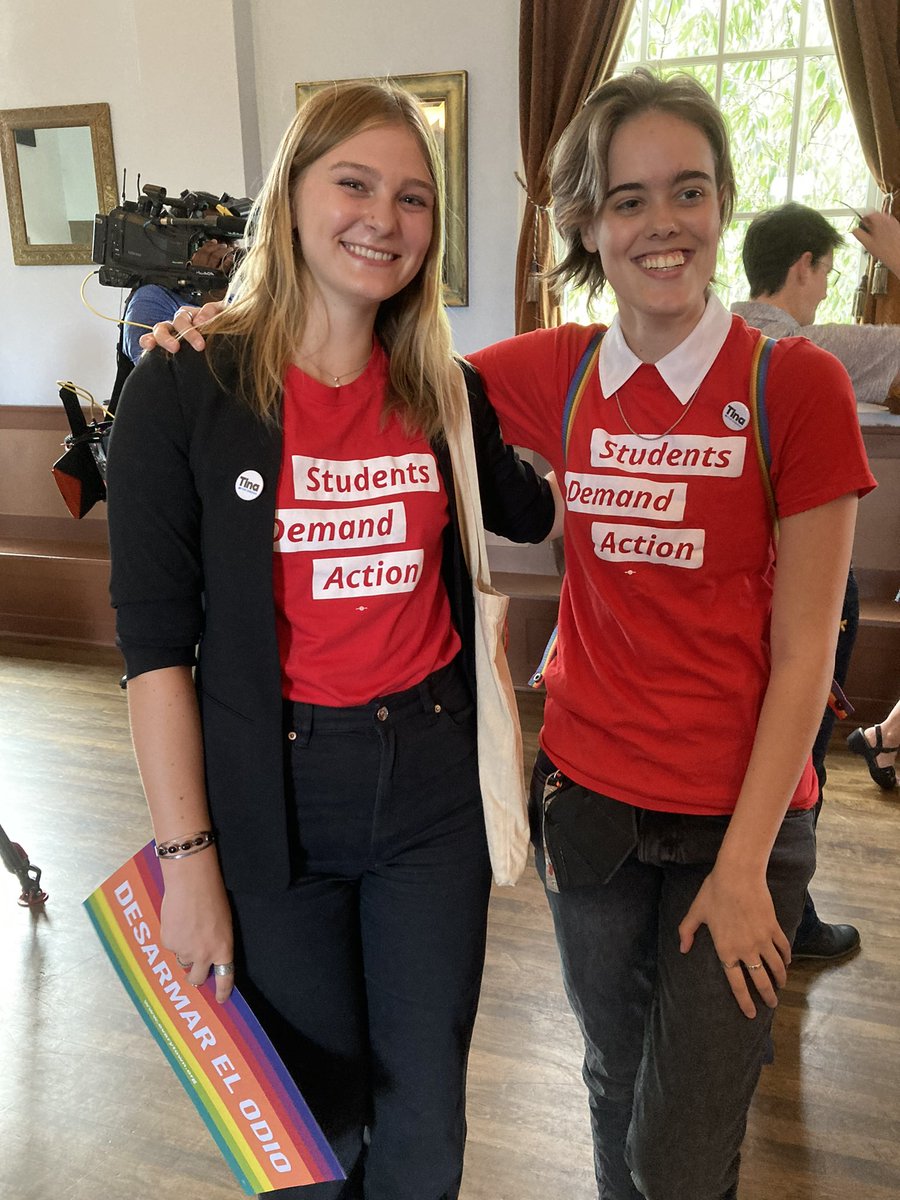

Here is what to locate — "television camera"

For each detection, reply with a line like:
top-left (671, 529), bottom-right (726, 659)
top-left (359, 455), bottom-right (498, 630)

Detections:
top-left (92, 183), bottom-right (252, 298)
top-left (53, 184), bottom-right (252, 519)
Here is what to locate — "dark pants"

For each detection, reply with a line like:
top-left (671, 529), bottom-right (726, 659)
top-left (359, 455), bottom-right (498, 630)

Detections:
top-left (797, 567), bottom-right (859, 937)
top-left (531, 751), bottom-right (816, 1200)
top-left (230, 658), bottom-right (492, 1200)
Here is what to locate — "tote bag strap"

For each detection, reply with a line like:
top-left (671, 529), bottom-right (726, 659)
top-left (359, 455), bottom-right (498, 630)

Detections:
top-left (445, 362), bottom-right (529, 887)
top-left (445, 364), bottom-right (492, 589)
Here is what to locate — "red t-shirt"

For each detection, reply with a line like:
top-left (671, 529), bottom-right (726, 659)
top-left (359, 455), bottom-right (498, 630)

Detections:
top-left (470, 316), bottom-right (876, 816)
top-left (273, 344), bottom-right (460, 705)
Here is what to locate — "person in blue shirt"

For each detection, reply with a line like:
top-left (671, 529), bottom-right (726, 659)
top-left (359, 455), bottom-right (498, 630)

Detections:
top-left (122, 238), bottom-right (236, 363)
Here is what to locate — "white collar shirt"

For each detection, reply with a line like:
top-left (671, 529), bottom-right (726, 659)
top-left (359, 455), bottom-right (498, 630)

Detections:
top-left (598, 291), bottom-right (734, 404)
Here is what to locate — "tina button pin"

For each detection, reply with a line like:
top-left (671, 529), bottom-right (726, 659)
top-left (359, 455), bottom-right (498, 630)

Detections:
top-left (235, 470), bottom-right (264, 501)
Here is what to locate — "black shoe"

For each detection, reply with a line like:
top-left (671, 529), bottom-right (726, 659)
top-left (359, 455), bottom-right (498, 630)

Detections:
top-left (847, 726), bottom-right (898, 791)
top-left (792, 920), bottom-right (860, 961)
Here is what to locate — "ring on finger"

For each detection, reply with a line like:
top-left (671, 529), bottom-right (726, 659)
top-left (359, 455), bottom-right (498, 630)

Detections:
top-left (175, 953), bottom-right (192, 970)
top-left (746, 962), bottom-right (764, 970)
top-left (213, 962), bottom-right (235, 977)
top-left (719, 959), bottom-right (740, 970)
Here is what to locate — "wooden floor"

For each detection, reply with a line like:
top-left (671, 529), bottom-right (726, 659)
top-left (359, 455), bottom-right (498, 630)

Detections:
top-left (1, 641), bottom-right (898, 1200)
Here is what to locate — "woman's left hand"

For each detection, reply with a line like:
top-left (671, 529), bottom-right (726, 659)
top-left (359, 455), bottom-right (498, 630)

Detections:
top-left (678, 865), bottom-right (791, 1019)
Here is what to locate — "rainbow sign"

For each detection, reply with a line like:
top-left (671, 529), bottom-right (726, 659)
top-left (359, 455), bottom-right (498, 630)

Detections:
top-left (84, 842), bottom-right (344, 1194)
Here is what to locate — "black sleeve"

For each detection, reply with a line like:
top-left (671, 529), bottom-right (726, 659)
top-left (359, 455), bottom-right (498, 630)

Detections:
top-left (106, 349), bottom-right (204, 678)
top-left (461, 360), bottom-right (555, 543)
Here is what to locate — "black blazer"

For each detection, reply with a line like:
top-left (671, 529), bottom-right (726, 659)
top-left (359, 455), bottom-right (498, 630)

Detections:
top-left (107, 343), bottom-right (553, 891)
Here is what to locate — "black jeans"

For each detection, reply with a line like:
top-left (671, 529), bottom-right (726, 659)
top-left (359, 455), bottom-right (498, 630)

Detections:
top-left (531, 750), bottom-right (815, 1200)
top-left (230, 658), bottom-right (492, 1200)
top-left (797, 567), bottom-right (859, 936)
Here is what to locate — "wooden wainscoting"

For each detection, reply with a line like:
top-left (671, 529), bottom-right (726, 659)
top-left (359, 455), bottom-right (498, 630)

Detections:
top-left (0, 405), bottom-right (115, 648)
top-left (1, 406), bottom-right (897, 712)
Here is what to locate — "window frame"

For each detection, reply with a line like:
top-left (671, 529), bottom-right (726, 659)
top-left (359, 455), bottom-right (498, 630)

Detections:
top-left (563, 0), bottom-right (881, 325)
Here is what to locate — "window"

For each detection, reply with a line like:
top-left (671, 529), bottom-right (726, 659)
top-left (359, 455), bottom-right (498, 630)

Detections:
top-left (563, 0), bottom-right (880, 326)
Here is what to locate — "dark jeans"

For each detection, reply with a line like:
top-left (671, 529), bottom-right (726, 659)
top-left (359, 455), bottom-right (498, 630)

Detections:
top-left (531, 751), bottom-right (816, 1200)
top-left (230, 658), bottom-right (492, 1200)
top-left (798, 567), bottom-right (859, 936)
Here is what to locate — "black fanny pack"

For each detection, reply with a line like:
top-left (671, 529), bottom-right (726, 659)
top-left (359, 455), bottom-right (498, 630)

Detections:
top-left (541, 770), bottom-right (638, 893)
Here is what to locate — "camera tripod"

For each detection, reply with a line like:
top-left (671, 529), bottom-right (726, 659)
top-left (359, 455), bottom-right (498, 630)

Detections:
top-left (0, 820), bottom-right (47, 907)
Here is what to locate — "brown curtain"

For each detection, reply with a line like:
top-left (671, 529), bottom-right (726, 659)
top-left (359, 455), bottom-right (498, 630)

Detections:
top-left (825, 1), bottom-right (900, 326)
top-left (516, 0), bottom-right (635, 333)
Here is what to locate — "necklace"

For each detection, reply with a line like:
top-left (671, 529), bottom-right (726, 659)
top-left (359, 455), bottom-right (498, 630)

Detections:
top-left (296, 353), bottom-right (371, 388)
top-left (614, 384), bottom-right (700, 441)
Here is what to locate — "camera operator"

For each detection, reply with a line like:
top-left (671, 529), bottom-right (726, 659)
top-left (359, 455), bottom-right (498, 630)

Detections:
top-left (122, 236), bottom-right (236, 363)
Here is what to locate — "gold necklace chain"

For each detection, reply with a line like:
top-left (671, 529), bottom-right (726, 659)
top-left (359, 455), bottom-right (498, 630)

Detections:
top-left (614, 384), bottom-right (700, 441)
top-left (296, 354), bottom-right (371, 388)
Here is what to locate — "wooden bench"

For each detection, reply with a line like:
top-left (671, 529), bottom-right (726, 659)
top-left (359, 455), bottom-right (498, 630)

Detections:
top-left (0, 404), bottom-right (115, 651)
top-left (0, 535), bottom-right (114, 647)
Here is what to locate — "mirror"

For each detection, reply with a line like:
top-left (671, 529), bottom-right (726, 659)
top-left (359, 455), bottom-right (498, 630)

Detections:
top-left (0, 102), bottom-right (118, 266)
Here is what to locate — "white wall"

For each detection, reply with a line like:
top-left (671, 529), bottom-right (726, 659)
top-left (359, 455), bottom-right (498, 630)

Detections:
top-left (0, 0), bottom-right (523, 408)
top-left (248, 0), bottom-right (522, 355)
top-left (0, 0), bottom-right (246, 406)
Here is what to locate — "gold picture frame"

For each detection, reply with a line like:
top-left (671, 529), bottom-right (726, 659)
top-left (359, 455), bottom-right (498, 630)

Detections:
top-left (0, 102), bottom-right (118, 266)
top-left (295, 71), bottom-right (468, 307)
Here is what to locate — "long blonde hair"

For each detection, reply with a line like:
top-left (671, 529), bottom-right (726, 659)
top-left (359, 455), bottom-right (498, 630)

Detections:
top-left (205, 81), bottom-right (458, 440)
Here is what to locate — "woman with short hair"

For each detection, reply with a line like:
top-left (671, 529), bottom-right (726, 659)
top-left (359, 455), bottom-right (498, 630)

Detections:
top-left (470, 69), bottom-right (874, 1199)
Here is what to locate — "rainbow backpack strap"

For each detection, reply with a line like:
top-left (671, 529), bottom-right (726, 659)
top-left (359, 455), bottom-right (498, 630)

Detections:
top-left (528, 329), bottom-right (605, 689)
top-left (749, 333), bottom-right (778, 524)
top-left (749, 333), bottom-right (852, 720)
top-left (562, 329), bottom-right (606, 457)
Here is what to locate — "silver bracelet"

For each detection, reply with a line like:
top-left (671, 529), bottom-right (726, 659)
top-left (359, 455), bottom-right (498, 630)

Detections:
top-left (155, 830), bottom-right (216, 860)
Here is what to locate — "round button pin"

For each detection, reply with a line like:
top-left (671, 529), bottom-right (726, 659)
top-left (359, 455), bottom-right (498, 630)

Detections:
top-left (235, 470), bottom-right (264, 501)
top-left (722, 401), bottom-right (750, 432)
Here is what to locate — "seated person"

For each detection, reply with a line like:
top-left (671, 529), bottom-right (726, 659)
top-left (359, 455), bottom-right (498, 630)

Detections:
top-left (732, 202), bottom-right (900, 405)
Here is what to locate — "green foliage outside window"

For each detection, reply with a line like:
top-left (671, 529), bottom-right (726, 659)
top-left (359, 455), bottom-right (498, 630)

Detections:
top-left (563, 0), bottom-right (878, 328)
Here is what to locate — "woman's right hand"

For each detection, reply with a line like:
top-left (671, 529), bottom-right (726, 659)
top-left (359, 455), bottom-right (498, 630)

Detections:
top-left (138, 299), bottom-right (226, 354)
top-left (159, 848), bottom-right (235, 1003)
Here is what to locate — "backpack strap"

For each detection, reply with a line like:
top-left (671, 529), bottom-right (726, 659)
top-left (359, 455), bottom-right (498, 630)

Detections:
top-left (528, 329), bottom-right (605, 689)
top-left (749, 333), bottom-right (778, 526)
top-left (562, 328), bottom-right (606, 457)
top-left (749, 333), bottom-right (852, 719)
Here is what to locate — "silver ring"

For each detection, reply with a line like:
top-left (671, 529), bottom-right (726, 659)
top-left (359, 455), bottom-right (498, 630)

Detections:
top-left (176, 308), bottom-right (194, 323)
top-left (746, 962), bottom-right (764, 970)
top-left (213, 962), bottom-right (235, 977)
top-left (175, 953), bottom-right (192, 970)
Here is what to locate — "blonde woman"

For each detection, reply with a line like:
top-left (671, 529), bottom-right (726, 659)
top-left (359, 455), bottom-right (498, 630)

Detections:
top-left (107, 82), bottom-right (554, 1200)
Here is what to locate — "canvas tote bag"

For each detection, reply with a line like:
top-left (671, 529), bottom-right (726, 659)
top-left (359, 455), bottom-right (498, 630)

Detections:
top-left (445, 366), bottom-right (529, 886)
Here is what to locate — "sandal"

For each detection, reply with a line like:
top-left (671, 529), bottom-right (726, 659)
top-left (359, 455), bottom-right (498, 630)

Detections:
top-left (847, 725), bottom-right (898, 791)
